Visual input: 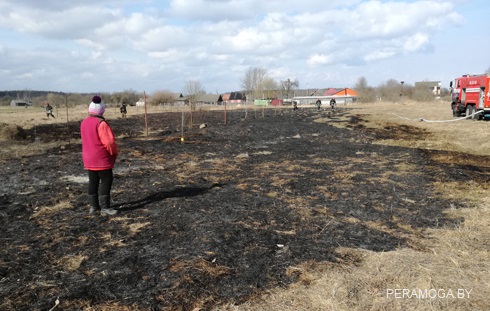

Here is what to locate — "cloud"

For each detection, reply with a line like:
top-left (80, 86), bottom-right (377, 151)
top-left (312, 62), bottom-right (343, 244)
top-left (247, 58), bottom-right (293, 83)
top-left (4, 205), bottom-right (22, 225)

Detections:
top-left (345, 1), bottom-right (458, 39)
top-left (307, 54), bottom-right (334, 66)
top-left (0, 0), bottom-right (476, 93)
top-left (403, 33), bottom-right (431, 53)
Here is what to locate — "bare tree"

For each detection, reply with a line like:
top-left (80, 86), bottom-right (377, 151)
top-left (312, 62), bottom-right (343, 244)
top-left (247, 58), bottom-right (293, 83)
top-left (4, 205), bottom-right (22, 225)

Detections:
top-left (66, 93), bottom-right (85, 107)
top-left (149, 90), bottom-right (176, 106)
top-left (184, 80), bottom-right (206, 129)
top-left (241, 67), bottom-right (268, 100)
top-left (280, 78), bottom-right (300, 99)
top-left (354, 76), bottom-right (369, 90)
top-left (261, 77), bottom-right (279, 99)
top-left (412, 83), bottom-right (436, 102)
top-left (46, 93), bottom-right (65, 109)
top-left (353, 77), bottom-right (376, 103)
top-left (377, 79), bottom-right (404, 102)
top-left (184, 80), bottom-right (205, 105)
top-left (111, 89), bottom-right (141, 106)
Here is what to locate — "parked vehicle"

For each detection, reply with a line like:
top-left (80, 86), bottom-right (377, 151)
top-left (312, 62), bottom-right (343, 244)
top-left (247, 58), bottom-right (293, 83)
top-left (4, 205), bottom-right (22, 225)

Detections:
top-left (450, 74), bottom-right (490, 119)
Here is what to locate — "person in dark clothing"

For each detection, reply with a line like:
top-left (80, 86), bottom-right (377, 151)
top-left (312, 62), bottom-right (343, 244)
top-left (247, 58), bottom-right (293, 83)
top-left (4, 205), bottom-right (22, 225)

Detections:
top-left (120, 102), bottom-right (127, 119)
top-left (330, 98), bottom-right (336, 112)
top-left (315, 99), bottom-right (322, 110)
top-left (45, 102), bottom-right (55, 118)
top-left (293, 100), bottom-right (298, 111)
top-left (80, 95), bottom-right (119, 216)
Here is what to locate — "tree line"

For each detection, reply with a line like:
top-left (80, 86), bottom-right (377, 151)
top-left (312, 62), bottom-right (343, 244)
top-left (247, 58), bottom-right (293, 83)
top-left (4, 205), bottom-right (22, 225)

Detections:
top-left (4, 65), bottom-right (480, 107)
top-left (0, 89), bottom-right (141, 108)
top-left (240, 67), bottom-right (451, 103)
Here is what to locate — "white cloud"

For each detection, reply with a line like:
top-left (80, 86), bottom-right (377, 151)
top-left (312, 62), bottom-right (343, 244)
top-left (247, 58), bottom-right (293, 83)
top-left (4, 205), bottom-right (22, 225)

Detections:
top-left (308, 54), bottom-right (334, 66)
top-left (403, 33), bottom-right (430, 53)
top-left (0, 0), bottom-right (484, 93)
top-left (364, 48), bottom-right (397, 62)
top-left (345, 1), bottom-right (457, 39)
top-left (148, 49), bottom-right (186, 61)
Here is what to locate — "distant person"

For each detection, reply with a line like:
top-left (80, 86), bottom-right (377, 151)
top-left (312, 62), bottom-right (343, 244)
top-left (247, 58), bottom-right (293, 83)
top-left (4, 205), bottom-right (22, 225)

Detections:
top-left (293, 100), bottom-right (298, 111)
top-left (315, 99), bottom-right (322, 110)
top-left (80, 95), bottom-right (119, 216)
top-left (45, 102), bottom-right (55, 118)
top-left (330, 98), bottom-right (336, 112)
top-left (120, 102), bottom-right (127, 119)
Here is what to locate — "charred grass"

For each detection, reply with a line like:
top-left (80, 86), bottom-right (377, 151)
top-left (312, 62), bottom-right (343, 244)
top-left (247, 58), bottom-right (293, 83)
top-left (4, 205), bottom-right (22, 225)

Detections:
top-left (1, 102), bottom-right (489, 310)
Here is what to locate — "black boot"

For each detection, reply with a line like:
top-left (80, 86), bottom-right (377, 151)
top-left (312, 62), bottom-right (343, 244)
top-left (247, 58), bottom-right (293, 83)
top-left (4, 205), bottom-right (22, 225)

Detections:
top-left (89, 194), bottom-right (100, 214)
top-left (100, 195), bottom-right (117, 216)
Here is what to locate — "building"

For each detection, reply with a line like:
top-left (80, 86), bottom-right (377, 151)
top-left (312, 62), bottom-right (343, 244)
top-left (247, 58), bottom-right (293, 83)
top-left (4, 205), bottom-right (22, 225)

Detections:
top-left (415, 81), bottom-right (441, 95)
top-left (222, 92), bottom-right (246, 105)
top-left (10, 99), bottom-right (32, 107)
top-left (292, 88), bottom-right (358, 105)
top-left (135, 93), bottom-right (186, 106)
top-left (193, 94), bottom-right (223, 105)
top-left (331, 88), bottom-right (358, 97)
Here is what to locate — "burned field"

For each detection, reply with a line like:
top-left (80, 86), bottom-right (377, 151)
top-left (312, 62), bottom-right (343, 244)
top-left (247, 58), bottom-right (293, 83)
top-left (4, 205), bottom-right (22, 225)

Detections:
top-left (0, 107), bottom-right (477, 310)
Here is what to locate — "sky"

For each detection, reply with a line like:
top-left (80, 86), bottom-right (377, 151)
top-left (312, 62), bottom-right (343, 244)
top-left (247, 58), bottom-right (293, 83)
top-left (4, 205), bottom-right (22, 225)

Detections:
top-left (0, 0), bottom-right (488, 95)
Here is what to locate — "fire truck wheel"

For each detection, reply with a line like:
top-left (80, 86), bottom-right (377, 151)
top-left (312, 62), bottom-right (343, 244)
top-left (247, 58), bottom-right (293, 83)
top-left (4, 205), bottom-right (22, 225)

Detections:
top-left (471, 106), bottom-right (476, 119)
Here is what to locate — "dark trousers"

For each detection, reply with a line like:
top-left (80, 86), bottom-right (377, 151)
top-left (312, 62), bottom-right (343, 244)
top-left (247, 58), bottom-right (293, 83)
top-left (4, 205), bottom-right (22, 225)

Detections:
top-left (88, 169), bottom-right (113, 196)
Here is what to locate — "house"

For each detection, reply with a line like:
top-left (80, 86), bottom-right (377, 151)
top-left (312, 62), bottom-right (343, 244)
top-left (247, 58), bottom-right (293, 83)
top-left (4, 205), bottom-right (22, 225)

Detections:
top-left (292, 87), bottom-right (358, 105)
top-left (324, 88), bottom-right (338, 96)
top-left (222, 92), bottom-right (246, 104)
top-left (170, 93), bottom-right (186, 106)
top-left (322, 88), bottom-right (358, 97)
top-left (193, 94), bottom-right (223, 105)
top-left (10, 99), bottom-right (32, 107)
top-left (135, 98), bottom-right (145, 106)
top-left (415, 81), bottom-right (441, 95)
top-left (270, 99), bottom-right (283, 106)
top-left (333, 88), bottom-right (359, 97)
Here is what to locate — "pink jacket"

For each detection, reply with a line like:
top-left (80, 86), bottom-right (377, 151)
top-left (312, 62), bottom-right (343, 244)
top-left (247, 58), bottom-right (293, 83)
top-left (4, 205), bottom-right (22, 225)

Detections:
top-left (81, 115), bottom-right (118, 170)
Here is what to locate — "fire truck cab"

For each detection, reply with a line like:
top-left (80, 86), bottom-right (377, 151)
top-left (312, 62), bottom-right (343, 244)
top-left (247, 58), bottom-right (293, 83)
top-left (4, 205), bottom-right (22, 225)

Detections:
top-left (450, 74), bottom-right (490, 119)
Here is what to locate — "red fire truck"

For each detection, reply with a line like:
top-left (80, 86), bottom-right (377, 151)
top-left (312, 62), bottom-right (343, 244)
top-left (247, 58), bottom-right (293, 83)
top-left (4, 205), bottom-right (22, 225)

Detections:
top-left (450, 74), bottom-right (490, 119)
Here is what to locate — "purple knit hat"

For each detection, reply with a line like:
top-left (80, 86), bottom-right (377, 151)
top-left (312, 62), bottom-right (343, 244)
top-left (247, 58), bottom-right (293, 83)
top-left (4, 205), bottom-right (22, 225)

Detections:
top-left (88, 96), bottom-right (105, 115)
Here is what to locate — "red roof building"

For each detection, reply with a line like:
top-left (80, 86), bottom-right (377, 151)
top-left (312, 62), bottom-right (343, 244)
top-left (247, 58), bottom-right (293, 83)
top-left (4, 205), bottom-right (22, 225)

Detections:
top-left (333, 88), bottom-right (358, 97)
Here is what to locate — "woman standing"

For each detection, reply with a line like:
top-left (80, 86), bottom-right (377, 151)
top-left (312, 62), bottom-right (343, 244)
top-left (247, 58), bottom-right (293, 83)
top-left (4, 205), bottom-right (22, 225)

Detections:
top-left (80, 95), bottom-right (118, 215)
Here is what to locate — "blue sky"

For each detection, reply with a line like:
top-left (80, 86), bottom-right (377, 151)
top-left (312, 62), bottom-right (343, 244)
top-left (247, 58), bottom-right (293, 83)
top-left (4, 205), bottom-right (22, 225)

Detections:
top-left (0, 0), bottom-right (488, 94)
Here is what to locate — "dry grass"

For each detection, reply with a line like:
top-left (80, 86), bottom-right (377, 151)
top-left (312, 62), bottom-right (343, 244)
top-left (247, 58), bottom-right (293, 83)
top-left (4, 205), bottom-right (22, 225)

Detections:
top-left (0, 103), bottom-right (255, 129)
top-left (0, 105), bottom-right (180, 128)
top-left (0, 104), bottom-right (244, 161)
top-left (0, 104), bottom-right (200, 160)
top-left (327, 100), bottom-right (490, 155)
top-left (0, 140), bottom-right (74, 161)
